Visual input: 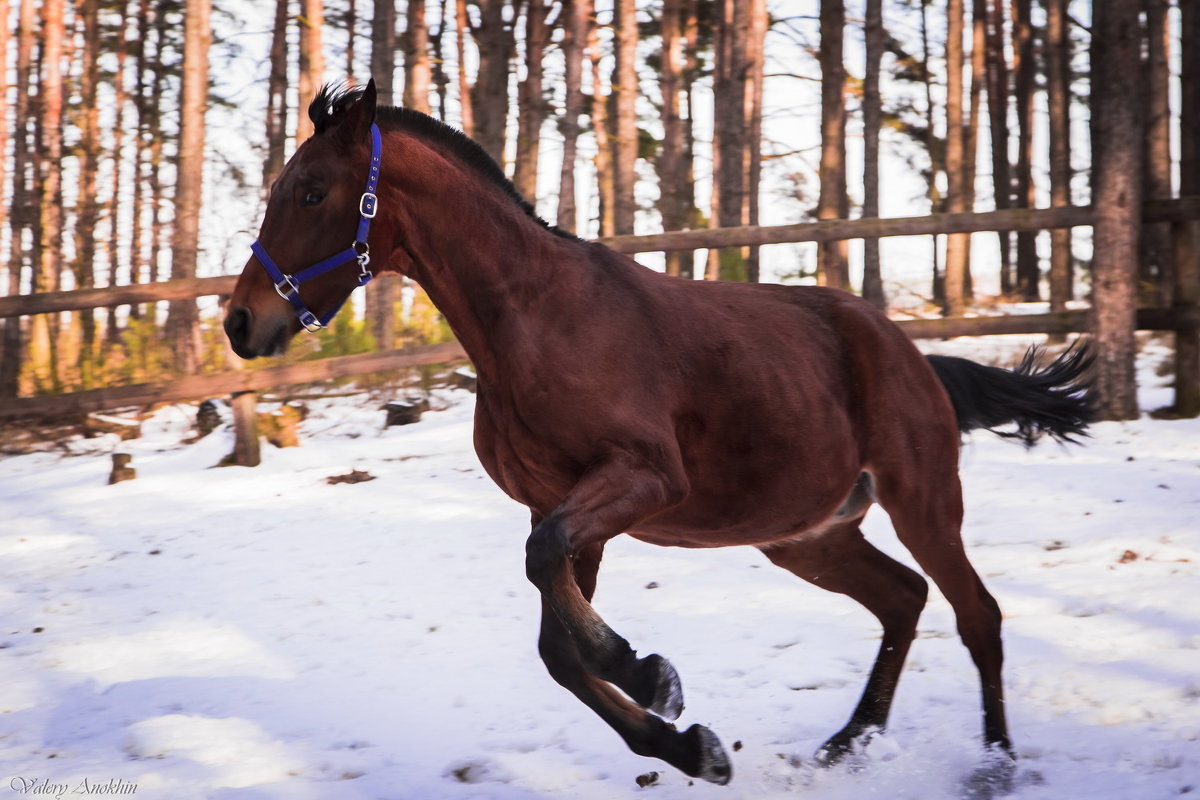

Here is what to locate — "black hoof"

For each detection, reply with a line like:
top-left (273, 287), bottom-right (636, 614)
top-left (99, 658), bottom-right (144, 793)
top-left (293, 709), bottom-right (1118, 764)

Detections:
top-left (813, 726), bottom-right (879, 768)
top-left (632, 654), bottom-right (684, 721)
top-left (684, 724), bottom-right (732, 785)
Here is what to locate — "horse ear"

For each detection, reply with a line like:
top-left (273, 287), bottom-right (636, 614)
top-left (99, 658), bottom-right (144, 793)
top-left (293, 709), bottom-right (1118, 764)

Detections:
top-left (336, 79), bottom-right (378, 146)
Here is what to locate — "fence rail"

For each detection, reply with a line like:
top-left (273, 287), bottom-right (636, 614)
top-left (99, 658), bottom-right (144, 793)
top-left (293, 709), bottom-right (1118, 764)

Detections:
top-left (2, 197), bottom-right (1197, 319)
top-left (1, 199), bottom-right (1197, 419)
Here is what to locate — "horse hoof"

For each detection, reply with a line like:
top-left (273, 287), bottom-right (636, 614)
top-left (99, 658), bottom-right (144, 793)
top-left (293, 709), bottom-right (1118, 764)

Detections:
top-left (813, 726), bottom-right (879, 769)
top-left (638, 654), bottom-right (684, 721)
top-left (961, 749), bottom-right (1017, 799)
top-left (685, 724), bottom-right (732, 785)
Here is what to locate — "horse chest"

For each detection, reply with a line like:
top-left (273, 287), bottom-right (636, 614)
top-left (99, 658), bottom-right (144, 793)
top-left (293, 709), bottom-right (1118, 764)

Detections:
top-left (472, 398), bottom-right (580, 515)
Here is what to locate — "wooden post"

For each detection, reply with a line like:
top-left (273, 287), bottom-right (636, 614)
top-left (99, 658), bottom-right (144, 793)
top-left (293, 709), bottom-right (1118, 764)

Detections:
top-left (1172, 219), bottom-right (1200, 416)
top-left (230, 390), bottom-right (261, 467)
top-left (109, 453), bottom-right (136, 484)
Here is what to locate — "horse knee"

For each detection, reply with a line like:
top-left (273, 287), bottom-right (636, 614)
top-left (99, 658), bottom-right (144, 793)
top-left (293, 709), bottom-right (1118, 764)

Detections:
top-left (525, 517), bottom-right (570, 592)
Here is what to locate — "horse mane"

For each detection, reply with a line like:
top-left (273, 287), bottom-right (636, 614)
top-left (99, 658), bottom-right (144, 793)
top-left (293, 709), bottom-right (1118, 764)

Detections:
top-left (308, 83), bottom-right (578, 241)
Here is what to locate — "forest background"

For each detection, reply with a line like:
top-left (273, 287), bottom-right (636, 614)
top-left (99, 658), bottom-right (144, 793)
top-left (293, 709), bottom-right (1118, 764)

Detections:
top-left (0, 0), bottom-right (1194, 422)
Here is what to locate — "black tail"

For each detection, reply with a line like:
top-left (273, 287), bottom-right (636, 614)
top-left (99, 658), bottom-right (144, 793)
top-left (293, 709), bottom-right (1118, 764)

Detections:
top-left (926, 341), bottom-right (1095, 446)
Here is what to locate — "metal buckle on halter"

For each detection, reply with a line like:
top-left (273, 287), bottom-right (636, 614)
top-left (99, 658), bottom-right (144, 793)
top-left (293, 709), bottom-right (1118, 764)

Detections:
top-left (359, 192), bottom-right (378, 219)
top-left (355, 244), bottom-right (373, 285)
top-left (298, 309), bottom-right (323, 332)
top-left (274, 274), bottom-right (300, 300)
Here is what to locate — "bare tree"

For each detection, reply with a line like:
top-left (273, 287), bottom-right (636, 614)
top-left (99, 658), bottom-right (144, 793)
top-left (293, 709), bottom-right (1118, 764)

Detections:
top-left (1090, 1), bottom-right (1143, 420)
top-left (1046, 0), bottom-right (1071, 313)
top-left (403, 0), bottom-right (432, 113)
top-left (817, 0), bottom-right (849, 289)
top-left (470, 0), bottom-right (519, 164)
top-left (556, 0), bottom-right (586, 233)
top-left (658, 0), bottom-right (687, 275)
top-left (1140, 0), bottom-right (1173, 306)
top-left (0, 0), bottom-right (26, 396)
top-left (29, 0), bottom-right (67, 391)
top-left (76, 0), bottom-right (103, 386)
top-left (165, 0), bottom-right (212, 375)
top-left (1012, 0), bottom-right (1037, 299)
top-left (861, 0), bottom-right (884, 308)
top-left (454, 0), bottom-right (473, 133)
top-left (296, 0), bottom-right (325, 144)
top-left (513, 0), bottom-right (552, 202)
top-left (611, 0), bottom-right (638, 235)
top-left (265, 0), bottom-right (290, 187)
top-left (943, 0), bottom-right (968, 315)
top-left (1175, 0), bottom-right (1200, 416)
top-left (589, 3), bottom-right (614, 237)
top-left (986, 0), bottom-right (1012, 294)
top-left (372, 0), bottom-right (397, 105)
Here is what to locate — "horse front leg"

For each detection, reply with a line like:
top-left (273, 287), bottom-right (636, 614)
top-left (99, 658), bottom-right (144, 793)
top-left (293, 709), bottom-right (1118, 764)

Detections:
top-left (525, 449), bottom-right (732, 784)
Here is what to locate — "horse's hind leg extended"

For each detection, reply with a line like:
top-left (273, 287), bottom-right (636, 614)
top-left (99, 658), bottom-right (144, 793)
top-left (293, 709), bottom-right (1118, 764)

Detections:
top-left (535, 540), bottom-right (731, 784)
top-left (759, 522), bottom-right (928, 764)
top-left (877, 473), bottom-right (1015, 766)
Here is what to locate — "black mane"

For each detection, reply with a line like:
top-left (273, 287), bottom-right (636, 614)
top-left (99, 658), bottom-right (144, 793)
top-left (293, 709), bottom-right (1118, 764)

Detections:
top-left (308, 83), bottom-right (577, 241)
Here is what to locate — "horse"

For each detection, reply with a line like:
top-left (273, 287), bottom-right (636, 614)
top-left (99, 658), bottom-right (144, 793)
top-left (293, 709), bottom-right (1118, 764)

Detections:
top-left (224, 80), bottom-right (1094, 790)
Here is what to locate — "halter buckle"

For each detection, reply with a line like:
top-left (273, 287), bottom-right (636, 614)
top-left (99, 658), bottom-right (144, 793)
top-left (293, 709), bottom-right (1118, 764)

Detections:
top-left (274, 274), bottom-right (300, 300)
top-left (359, 192), bottom-right (378, 219)
top-left (298, 309), bottom-right (324, 332)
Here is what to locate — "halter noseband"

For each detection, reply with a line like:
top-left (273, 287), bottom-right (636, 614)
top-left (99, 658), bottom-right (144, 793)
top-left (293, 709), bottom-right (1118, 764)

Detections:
top-left (250, 123), bottom-right (383, 332)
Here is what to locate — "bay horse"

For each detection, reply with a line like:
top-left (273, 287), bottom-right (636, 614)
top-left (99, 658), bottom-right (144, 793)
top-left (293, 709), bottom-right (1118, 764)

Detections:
top-left (225, 81), bottom-right (1093, 790)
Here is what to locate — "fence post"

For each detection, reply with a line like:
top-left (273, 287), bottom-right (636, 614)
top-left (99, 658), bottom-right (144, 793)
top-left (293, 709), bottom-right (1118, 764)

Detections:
top-left (1173, 219), bottom-right (1200, 416)
top-left (230, 391), bottom-right (261, 467)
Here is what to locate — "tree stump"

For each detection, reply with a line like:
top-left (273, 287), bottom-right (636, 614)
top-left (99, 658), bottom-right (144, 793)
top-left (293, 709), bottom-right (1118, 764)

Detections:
top-left (196, 399), bottom-right (223, 437)
top-left (259, 403), bottom-right (305, 448)
top-left (108, 453), bottom-right (136, 484)
top-left (384, 400), bottom-right (423, 427)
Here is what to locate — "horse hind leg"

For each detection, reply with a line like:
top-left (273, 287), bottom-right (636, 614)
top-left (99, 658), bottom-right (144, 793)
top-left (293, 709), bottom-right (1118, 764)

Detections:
top-left (758, 521), bottom-right (928, 765)
top-left (536, 541), bottom-right (732, 784)
top-left (876, 473), bottom-right (1016, 793)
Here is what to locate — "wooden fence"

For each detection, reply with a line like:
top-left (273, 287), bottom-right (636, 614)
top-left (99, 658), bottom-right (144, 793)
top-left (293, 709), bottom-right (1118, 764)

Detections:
top-left (1, 199), bottom-right (1197, 420)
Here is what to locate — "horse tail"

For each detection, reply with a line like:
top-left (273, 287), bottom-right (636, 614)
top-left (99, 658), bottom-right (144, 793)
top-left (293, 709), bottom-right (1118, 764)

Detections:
top-left (926, 341), bottom-right (1096, 446)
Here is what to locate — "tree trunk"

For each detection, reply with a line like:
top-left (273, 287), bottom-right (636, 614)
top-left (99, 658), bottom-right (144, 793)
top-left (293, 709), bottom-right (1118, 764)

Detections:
top-left (658, 0), bottom-right (686, 275)
top-left (817, 0), bottom-right (849, 290)
top-left (76, 0), bottom-right (103, 388)
top-left (454, 0), bottom-right (472, 134)
top-left (1174, 0), bottom-right (1200, 417)
top-left (986, 0), bottom-right (1012, 294)
top-left (372, 0), bottom-right (397, 106)
top-left (678, 0), bottom-right (700, 279)
top-left (1046, 0), bottom-right (1071, 313)
top-left (861, 0), bottom-right (884, 308)
top-left (0, 0), bottom-right (26, 397)
top-left (29, 0), bottom-right (66, 392)
top-left (166, 0), bottom-right (211, 376)
top-left (430, 0), bottom-right (451, 118)
top-left (369, 0), bottom-right (399, 348)
top-left (611, 0), bottom-right (638, 235)
top-left (589, 5), bottom-right (614, 237)
top-left (265, 0), bottom-right (290, 187)
top-left (920, 0), bottom-right (943, 302)
top-left (296, 0), bottom-right (325, 144)
top-left (512, 0), bottom-right (550, 202)
top-left (963, 0), bottom-right (984, 299)
top-left (104, 0), bottom-right (130, 353)
top-left (470, 0), bottom-right (518, 165)
top-left (1139, 0), bottom-right (1173, 307)
top-left (556, 0), bottom-right (586, 233)
top-left (743, 0), bottom-right (766, 282)
top-left (1090, 1), bottom-right (1143, 420)
top-left (712, 0), bottom-right (746, 280)
top-left (944, 0), bottom-right (968, 316)
top-left (1012, 0), bottom-right (1038, 299)
top-left (346, 0), bottom-right (357, 81)
top-left (402, 0), bottom-right (432, 113)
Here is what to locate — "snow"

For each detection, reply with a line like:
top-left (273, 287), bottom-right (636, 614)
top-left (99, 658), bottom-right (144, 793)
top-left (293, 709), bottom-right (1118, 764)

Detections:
top-left (1, 337), bottom-right (1197, 799)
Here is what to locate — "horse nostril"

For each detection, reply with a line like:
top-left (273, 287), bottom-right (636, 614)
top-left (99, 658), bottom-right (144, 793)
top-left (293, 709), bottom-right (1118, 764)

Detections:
top-left (224, 306), bottom-right (253, 351)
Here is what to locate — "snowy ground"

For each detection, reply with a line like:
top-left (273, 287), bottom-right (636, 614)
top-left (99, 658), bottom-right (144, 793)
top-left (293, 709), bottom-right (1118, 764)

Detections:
top-left (0, 335), bottom-right (1197, 800)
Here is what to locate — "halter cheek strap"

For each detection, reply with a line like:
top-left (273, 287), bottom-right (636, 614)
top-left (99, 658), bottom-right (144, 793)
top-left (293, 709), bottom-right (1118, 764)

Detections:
top-left (250, 123), bottom-right (383, 333)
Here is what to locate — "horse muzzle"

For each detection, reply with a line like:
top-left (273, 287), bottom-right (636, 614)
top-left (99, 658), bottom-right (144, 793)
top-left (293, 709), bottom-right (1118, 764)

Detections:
top-left (224, 306), bottom-right (290, 359)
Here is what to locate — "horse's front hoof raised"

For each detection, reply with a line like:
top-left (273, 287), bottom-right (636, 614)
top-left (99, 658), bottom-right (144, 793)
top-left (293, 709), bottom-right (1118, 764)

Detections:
top-left (683, 724), bottom-right (732, 785)
top-left (632, 653), bottom-right (684, 721)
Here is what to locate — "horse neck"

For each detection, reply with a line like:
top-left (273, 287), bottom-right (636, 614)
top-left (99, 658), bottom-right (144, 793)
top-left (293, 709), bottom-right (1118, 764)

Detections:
top-left (376, 134), bottom-right (589, 375)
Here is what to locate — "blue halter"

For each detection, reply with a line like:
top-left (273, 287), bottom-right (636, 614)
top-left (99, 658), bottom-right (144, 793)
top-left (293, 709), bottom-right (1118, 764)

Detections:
top-left (250, 123), bottom-right (383, 332)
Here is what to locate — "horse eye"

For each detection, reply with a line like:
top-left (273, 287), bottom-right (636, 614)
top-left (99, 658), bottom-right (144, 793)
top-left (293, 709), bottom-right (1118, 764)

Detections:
top-left (302, 191), bottom-right (325, 207)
